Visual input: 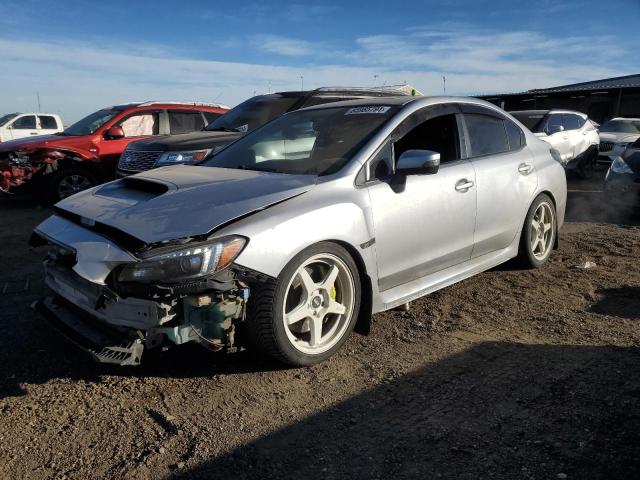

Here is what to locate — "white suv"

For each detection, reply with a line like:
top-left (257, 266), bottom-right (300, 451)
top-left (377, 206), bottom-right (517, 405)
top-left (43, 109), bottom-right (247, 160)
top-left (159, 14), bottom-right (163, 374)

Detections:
top-left (511, 109), bottom-right (599, 174)
top-left (0, 112), bottom-right (63, 143)
top-left (597, 117), bottom-right (640, 163)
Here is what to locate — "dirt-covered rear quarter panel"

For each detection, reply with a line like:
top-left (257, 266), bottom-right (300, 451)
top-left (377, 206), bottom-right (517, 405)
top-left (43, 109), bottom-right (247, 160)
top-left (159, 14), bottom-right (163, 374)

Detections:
top-left (219, 175), bottom-right (377, 283)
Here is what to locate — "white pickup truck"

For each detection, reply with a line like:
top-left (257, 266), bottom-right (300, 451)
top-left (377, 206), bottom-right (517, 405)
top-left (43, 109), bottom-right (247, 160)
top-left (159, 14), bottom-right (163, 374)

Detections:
top-left (0, 112), bottom-right (63, 142)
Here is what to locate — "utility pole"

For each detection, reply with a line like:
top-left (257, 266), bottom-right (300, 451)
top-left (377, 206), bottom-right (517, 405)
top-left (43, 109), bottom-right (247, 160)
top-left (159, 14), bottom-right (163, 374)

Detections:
top-left (300, 75), bottom-right (304, 91)
top-left (442, 76), bottom-right (446, 96)
top-left (373, 74), bottom-right (379, 86)
top-left (37, 92), bottom-right (41, 111)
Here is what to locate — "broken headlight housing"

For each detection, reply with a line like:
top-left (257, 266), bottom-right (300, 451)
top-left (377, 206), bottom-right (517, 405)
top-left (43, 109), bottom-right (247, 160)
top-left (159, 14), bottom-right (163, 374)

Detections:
top-left (118, 236), bottom-right (246, 284)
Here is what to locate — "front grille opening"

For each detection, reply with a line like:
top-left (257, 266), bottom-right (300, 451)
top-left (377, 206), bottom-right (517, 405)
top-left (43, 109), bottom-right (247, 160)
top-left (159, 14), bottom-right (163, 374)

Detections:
top-left (118, 150), bottom-right (163, 172)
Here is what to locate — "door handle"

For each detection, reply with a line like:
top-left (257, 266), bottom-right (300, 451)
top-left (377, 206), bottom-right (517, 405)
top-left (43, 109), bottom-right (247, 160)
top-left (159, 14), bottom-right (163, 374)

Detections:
top-left (518, 163), bottom-right (533, 175)
top-left (455, 179), bottom-right (474, 192)
top-left (30, 132), bottom-right (38, 135)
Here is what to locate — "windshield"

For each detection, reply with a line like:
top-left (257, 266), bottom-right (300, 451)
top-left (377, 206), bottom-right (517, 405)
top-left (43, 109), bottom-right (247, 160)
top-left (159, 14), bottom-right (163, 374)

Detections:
top-left (205, 94), bottom-right (299, 133)
top-left (599, 120), bottom-right (640, 134)
top-left (0, 113), bottom-right (18, 127)
top-left (201, 105), bottom-right (398, 175)
top-left (511, 112), bottom-right (546, 132)
top-left (63, 108), bottom-right (120, 136)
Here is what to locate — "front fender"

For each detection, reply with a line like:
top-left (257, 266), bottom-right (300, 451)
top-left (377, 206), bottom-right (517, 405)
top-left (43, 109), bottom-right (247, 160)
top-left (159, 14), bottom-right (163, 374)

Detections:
top-left (216, 180), bottom-right (377, 281)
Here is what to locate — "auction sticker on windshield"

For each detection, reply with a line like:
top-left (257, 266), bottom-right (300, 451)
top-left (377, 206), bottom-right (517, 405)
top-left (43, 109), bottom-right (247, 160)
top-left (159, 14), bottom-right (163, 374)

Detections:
top-left (345, 106), bottom-right (391, 115)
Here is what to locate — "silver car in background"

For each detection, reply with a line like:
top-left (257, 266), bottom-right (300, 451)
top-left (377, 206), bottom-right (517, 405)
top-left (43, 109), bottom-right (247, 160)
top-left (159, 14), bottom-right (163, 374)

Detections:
top-left (31, 96), bottom-right (567, 367)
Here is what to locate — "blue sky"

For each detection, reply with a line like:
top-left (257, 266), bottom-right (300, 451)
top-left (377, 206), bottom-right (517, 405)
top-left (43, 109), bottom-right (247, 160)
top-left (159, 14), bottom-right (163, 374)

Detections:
top-left (1, 0), bottom-right (639, 122)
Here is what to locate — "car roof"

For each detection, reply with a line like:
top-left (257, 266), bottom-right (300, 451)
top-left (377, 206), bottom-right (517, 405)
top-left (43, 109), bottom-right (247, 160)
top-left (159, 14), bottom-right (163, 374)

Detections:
top-left (111, 101), bottom-right (229, 110)
top-left (510, 109), bottom-right (588, 118)
top-left (607, 117), bottom-right (640, 122)
top-left (297, 95), bottom-right (502, 112)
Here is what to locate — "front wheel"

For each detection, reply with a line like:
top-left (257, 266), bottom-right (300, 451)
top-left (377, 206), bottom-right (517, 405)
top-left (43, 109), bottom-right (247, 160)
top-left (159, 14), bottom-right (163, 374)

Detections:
top-left (517, 194), bottom-right (557, 268)
top-left (246, 242), bottom-right (361, 366)
top-left (46, 167), bottom-right (97, 203)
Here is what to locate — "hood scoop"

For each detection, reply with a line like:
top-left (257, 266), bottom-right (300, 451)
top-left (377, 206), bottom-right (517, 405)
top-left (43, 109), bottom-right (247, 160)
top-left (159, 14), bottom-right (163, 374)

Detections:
top-left (95, 177), bottom-right (172, 203)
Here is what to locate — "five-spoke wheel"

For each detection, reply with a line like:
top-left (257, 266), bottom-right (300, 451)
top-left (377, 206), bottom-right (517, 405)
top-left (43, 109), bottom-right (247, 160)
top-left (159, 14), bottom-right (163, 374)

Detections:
top-left (519, 193), bottom-right (557, 268)
top-left (246, 242), bottom-right (361, 366)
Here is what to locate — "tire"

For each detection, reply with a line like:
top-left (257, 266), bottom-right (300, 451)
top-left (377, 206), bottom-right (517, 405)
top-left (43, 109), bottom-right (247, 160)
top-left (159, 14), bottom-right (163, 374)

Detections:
top-left (246, 242), bottom-right (361, 366)
top-left (45, 167), bottom-right (97, 203)
top-left (517, 193), bottom-right (557, 268)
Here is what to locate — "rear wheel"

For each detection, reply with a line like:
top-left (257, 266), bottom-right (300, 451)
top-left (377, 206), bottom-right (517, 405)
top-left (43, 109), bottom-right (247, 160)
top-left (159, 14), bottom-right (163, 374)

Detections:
top-left (246, 242), bottom-right (361, 366)
top-left (517, 194), bottom-right (557, 268)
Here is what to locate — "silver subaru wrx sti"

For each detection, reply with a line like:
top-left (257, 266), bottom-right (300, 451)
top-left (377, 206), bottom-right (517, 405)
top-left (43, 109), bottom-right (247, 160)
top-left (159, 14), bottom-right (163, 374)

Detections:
top-left (31, 96), bottom-right (567, 366)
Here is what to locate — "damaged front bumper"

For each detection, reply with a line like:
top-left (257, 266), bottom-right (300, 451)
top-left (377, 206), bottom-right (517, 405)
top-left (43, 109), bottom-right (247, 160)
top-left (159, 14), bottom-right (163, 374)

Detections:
top-left (31, 216), bottom-right (251, 366)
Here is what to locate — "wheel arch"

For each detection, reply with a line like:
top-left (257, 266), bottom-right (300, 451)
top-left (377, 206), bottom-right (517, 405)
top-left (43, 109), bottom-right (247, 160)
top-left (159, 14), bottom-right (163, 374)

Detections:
top-left (329, 239), bottom-right (373, 336)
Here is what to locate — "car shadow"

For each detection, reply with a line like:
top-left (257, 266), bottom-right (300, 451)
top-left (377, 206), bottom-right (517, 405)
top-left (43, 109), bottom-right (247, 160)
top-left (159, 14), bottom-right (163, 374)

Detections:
top-left (170, 341), bottom-right (640, 480)
top-left (590, 286), bottom-right (640, 320)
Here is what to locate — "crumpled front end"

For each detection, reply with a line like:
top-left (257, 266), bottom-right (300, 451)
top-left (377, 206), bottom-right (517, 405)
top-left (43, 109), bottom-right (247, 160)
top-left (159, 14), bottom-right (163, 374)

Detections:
top-left (0, 147), bottom-right (90, 195)
top-left (31, 215), bottom-right (252, 366)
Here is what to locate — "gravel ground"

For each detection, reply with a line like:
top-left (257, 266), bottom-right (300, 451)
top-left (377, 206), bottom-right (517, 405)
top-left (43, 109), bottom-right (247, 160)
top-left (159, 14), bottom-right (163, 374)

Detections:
top-left (0, 178), bottom-right (638, 480)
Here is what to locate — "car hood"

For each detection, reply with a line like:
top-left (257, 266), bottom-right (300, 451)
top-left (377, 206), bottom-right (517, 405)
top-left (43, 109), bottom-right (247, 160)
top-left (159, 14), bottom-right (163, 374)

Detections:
top-left (599, 132), bottom-right (640, 144)
top-left (0, 134), bottom-right (83, 153)
top-left (54, 165), bottom-right (316, 246)
top-left (126, 131), bottom-right (243, 152)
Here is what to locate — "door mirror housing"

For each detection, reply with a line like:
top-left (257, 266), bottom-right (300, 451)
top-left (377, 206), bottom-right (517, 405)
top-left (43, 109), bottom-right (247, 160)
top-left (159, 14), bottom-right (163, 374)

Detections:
top-left (396, 149), bottom-right (440, 175)
top-left (105, 126), bottom-right (125, 140)
top-left (546, 124), bottom-right (564, 135)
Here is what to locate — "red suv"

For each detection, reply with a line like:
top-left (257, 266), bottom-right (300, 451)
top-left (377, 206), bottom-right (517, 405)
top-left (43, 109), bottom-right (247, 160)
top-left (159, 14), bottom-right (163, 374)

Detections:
top-left (0, 101), bottom-right (228, 202)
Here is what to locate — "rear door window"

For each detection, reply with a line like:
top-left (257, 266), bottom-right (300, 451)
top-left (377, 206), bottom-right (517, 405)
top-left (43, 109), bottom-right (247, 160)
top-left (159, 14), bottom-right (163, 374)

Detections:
top-left (464, 114), bottom-right (509, 157)
top-left (39, 115), bottom-right (58, 130)
top-left (168, 111), bottom-right (205, 134)
top-left (119, 112), bottom-right (160, 137)
top-left (12, 115), bottom-right (36, 129)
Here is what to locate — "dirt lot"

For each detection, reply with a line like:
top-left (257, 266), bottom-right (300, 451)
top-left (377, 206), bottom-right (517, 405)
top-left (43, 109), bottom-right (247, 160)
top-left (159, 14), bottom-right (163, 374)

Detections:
top-left (0, 177), bottom-right (638, 480)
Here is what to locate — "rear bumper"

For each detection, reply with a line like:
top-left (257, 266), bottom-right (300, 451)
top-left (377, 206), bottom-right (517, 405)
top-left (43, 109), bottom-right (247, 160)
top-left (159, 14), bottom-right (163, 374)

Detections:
top-left (34, 296), bottom-right (145, 366)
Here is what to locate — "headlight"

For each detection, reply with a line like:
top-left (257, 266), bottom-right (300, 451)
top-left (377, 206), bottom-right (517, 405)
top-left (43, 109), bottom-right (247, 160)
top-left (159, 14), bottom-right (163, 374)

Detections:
top-left (118, 236), bottom-right (246, 284)
top-left (156, 149), bottom-right (211, 165)
top-left (610, 157), bottom-right (633, 174)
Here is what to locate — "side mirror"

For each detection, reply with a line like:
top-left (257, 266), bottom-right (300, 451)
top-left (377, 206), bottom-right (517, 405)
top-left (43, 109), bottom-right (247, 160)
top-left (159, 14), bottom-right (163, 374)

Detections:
top-left (105, 126), bottom-right (125, 140)
top-left (396, 149), bottom-right (440, 175)
top-left (547, 124), bottom-right (564, 135)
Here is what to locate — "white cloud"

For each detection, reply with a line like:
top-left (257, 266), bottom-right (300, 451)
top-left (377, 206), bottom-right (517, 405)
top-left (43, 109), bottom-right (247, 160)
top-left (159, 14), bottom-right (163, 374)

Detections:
top-left (0, 28), bottom-right (636, 123)
top-left (250, 35), bottom-right (317, 56)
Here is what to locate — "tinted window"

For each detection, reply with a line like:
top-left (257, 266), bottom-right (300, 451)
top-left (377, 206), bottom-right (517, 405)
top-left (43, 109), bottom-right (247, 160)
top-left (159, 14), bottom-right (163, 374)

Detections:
top-left (545, 114), bottom-right (563, 134)
top-left (206, 95), bottom-right (300, 133)
top-left (12, 115), bottom-right (36, 129)
top-left (505, 120), bottom-right (525, 150)
top-left (562, 114), bottom-right (582, 131)
top-left (465, 114), bottom-right (509, 156)
top-left (168, 111), bottom-right (204, 134)
top-left (39, 115), bottom-right (58, 129)
top-left (394, 113), bottom-right (461, 163)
